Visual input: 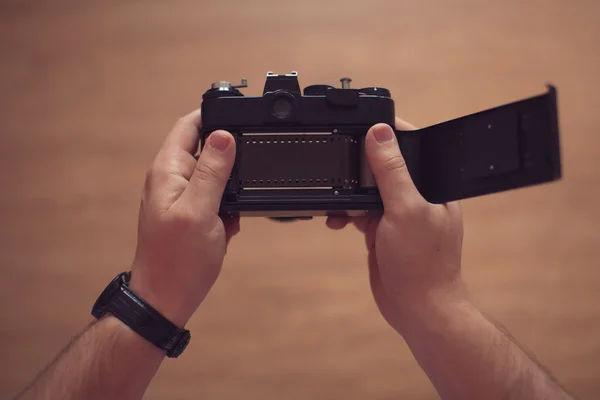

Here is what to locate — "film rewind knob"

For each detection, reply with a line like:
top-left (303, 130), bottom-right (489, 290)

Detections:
top-left (210, 78), bottom-right (248, 89)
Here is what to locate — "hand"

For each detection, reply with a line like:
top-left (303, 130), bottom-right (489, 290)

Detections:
top-left (326, 118), bottom-right (465, 334)
top-left (128, 110), bottom-right (240, 328)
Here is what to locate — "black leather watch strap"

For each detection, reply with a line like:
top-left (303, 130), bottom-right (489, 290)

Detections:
top-left (91, 272), bottom-right (190, 358)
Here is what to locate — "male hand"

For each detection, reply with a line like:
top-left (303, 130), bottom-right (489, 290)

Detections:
top-left (128, 110), bottom-right (239, 328)
top-left (326, 118), bottom-right (465, 334)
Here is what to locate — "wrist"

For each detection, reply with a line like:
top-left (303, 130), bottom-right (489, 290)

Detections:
top-left (99, 314), bottom-right (166, 357)
top-left (388, 278), bottom-right (472, 335)
top-left (127, 271), bottom-right (194, 328)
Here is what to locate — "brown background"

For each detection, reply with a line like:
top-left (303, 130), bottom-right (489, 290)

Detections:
top-left (1, 1), bottom-right (599, 399)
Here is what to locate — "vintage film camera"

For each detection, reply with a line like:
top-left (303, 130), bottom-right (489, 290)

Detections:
top-left (200, 71), bottom-right (561, 220)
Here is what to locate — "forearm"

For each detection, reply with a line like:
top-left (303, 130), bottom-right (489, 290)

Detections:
top-left (15, 316), bottom-right (165, 400)
top-left (398, 289), bottom-right (574, 400)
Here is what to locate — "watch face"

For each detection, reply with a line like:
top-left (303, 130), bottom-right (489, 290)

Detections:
top-left (91, 272), bottom-right (126, 318)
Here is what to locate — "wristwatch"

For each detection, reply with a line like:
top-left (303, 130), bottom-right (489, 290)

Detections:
top-left (91, 271), bottom-right (191, 358)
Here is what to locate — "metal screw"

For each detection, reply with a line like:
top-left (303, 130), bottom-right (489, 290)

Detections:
top-left (334, 190), bottom-right (339, 195)
top-left (488, 124), bottom-right (493, 129)
top-left (489, 164), bottom-right (495, 170)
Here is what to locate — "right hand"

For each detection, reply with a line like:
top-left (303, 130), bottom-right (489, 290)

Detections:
top-left (326, 118), bottom-right (466, 334)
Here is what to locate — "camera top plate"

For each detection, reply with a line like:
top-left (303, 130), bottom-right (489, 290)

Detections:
top-left (201, 71), bottom-right (395, 133)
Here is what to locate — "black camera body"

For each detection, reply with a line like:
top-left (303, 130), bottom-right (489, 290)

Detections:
top-left (200, 71), bottom-right (561, 219)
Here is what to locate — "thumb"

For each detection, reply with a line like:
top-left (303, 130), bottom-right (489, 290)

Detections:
top-left (182, 130), bottom-right (236, 214)
top-left (365, 123), bottom-right (423, 212)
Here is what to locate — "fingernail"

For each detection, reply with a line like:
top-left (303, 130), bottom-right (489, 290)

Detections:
top-left (373, 124), bottom-right (394, 143)
top-left (209, 131), bottom-right (230, 151)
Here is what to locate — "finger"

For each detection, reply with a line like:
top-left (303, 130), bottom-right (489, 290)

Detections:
top-left (395, 116), bottom-right (417, 131)
top-left (351, 216), bottom-right (370, 233)
top-left (365, 123), bottom-right (423, 213)
top-left (224, 216), bottom-right (241, 245)
top-left (326, 215), bottom-right (349, 230)
top-left (181, 130), bottom-right (236, 213)
top-left (153, 110), bottom-right (202, 182)
top-left (350, 216), bottom-right (380, 249)
top-left (163, 109), bottom-right (202, 154)
top-left (367, 250), bottom-right (383, 295)
top-left (361, 216), bottom-right (380, 252)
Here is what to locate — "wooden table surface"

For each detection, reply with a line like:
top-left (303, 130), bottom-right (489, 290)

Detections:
top-left (1, 1), bottom-right (599, 399)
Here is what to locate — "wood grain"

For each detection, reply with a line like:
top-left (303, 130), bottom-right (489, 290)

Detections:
top-left (1, 1), bottom-right (599, 398)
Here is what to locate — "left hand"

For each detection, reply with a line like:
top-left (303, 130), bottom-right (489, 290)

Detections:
top-left (128, 109), bottom-right (240, 328)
